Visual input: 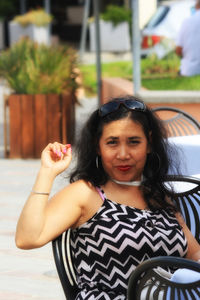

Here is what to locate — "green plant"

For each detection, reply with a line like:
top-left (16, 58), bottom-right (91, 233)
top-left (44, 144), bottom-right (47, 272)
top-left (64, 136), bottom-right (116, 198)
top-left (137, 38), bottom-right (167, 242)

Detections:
top-left (142, 75), bottom-right (200, 90)
top-left (80, 54), bottom-right (200, 95)
top-left (80, 61), bottom-right (133, 96)
top-left (141, 53), bottom-right (180, 78)
top-left (0, 38), bottom-right (79, 94)
top-left (100, 5), bottom-right (132, 27)
top-left (13, 9), bottom-right (53, 27)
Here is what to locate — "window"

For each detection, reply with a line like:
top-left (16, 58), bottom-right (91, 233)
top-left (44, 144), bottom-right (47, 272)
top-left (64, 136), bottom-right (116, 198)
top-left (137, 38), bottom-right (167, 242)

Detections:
top-left (145, 5), bottom-right (170, 28)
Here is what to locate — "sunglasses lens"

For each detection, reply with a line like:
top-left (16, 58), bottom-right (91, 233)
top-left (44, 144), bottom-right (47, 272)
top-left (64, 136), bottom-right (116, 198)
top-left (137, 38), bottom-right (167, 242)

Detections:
top-left (99, 100), bottom-right (146, 117)
top-left (125, 100), bottom-right (145, 110)
top-left (100, 101), bottom-right (119, 116)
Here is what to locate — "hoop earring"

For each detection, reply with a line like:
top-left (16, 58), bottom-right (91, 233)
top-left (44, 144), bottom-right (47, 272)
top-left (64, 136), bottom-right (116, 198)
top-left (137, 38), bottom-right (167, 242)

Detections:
top-left (96, 156), bottom-right (99, 169)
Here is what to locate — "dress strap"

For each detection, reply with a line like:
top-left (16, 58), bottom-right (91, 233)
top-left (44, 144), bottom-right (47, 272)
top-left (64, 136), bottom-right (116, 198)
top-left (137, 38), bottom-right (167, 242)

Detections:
top-left (96, 187), bottom-right (106, 202)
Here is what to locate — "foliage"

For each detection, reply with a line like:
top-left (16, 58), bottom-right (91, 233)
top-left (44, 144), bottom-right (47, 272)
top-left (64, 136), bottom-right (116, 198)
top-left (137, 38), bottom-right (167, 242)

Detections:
top-left (80, 61), bottom-right (133, 95)
top-left (79, 64), bottom-right (98, 95)
top-left (142, 75), bottom-right (200, 90)
top-left (80, 61), bottom-right (132, 96)
top-left (13, 9), bottom-right (53, 27)
top-left (141, 53), bottom-right (180, 78)
top-left (100, 5), bottom-right (132, 27)
top-left (0, 38), bottom-right (79, 94)
top-left (80, 53), bottom-right (200, 95)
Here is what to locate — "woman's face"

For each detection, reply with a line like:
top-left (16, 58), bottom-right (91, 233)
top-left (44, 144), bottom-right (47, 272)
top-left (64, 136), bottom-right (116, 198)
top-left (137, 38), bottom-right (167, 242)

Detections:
top-left (98, 118), bottom-right (150, 182)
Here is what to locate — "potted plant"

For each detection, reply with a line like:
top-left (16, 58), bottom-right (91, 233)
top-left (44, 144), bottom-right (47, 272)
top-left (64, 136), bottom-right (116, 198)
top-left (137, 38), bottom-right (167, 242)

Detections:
top-left (9, 8), bottom-right (53, 46)
top-left (89, 5), bottom-right (132, 52)
top-left (0, 38), bottom-right (79, 158)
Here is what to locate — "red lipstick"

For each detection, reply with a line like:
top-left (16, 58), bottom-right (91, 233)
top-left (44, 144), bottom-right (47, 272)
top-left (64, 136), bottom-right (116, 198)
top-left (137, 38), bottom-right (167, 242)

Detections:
top-left (116, 166), bottom-right (131, 172)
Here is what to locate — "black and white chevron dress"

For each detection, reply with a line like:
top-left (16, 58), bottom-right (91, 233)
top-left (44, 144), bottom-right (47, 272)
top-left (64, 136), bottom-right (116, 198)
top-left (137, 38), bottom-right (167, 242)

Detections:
top-left (71, 187), bottom-right (188, 300)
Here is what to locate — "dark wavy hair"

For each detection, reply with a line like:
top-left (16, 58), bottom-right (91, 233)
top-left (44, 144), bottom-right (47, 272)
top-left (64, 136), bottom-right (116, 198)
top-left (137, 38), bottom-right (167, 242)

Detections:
top-left (70, 95), bottom-right (180, 211)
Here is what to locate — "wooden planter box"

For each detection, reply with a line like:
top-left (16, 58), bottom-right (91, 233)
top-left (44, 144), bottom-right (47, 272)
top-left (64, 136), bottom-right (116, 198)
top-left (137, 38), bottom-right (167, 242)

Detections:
top-left (4, 93), bottom-right (76, 158)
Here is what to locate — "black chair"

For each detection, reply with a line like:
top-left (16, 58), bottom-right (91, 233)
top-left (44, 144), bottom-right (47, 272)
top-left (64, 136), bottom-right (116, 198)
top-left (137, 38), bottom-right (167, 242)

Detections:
top-left (164, 175), bottom-right (200, 243)
top-left (152, 106), bottom-right (200, 137)
top-left (127, 256), bottom-right (200, 300)
top-left (52, 229), bottom-right (79, 300)
top-left (127, 175), bottom-right (200, 299)
top-left (52, 175), bottom-right (200, 299)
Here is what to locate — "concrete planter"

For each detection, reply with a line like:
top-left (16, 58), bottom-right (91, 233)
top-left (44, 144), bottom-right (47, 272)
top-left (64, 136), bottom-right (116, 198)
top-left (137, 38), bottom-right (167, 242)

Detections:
top-left (89, 20), bottom-right (131, 52)
top-left (9, 22), bottom-right (50, 45)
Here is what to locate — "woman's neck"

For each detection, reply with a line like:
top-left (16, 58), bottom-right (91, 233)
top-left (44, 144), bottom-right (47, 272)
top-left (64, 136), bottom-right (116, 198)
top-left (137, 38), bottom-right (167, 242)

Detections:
top-left (111, 175), bottom-right (143, 187)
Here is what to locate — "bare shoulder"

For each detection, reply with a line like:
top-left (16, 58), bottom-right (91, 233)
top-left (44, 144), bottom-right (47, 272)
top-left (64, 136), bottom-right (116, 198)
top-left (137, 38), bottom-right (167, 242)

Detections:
top-left (64, 179), bottom-right (96, 196)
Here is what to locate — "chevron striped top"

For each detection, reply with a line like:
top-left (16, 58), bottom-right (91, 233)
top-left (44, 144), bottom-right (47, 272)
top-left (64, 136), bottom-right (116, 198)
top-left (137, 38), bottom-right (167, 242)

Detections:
top-left (71, 188), bottom-right (188, 300)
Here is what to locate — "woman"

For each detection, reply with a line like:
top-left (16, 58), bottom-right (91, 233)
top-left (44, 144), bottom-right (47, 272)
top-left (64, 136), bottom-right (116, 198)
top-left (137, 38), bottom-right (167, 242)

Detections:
top-left (16, 96), bottom-right (200, 300)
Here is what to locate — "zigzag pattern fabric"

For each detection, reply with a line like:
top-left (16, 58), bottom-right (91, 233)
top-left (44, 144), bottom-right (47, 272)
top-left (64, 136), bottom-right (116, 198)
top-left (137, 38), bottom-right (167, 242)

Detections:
top-left (71, 188), bottom-right (188, 300)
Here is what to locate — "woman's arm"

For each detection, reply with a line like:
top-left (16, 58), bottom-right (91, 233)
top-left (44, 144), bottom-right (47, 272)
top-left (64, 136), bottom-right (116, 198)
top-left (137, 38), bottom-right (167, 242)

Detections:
top-left (176, 213), bottom-right (200, 261)
top-left (15, 142), bottom-right (83, 249)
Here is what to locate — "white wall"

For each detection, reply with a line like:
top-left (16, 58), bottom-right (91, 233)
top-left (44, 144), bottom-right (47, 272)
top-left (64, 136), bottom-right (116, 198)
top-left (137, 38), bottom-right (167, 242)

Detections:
top-left (139, 0), bottom-right (157, 29)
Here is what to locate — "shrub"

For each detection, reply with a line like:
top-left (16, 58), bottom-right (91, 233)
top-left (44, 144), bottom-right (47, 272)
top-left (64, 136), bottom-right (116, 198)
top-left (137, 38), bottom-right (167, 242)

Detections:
top-left (141, 53), bottom-right (180, 77)
top-left (100, 5), bottom-right (132, 27)
top-left (0, 38), bottom-right (79, 94)
top-left (13, 9), bottom-right (53, 27)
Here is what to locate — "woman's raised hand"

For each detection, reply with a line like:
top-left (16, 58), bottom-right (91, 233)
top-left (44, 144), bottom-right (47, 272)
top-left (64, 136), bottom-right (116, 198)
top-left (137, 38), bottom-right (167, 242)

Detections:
top-left (41, 142), bottom-right (72, 176)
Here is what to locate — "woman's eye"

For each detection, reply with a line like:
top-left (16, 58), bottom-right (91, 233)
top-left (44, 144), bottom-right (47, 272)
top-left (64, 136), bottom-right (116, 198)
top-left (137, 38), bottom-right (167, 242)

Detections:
top-left (107, 140), bottom-right (117, 145)
top-left (129, 140), bottom-right (140, 145)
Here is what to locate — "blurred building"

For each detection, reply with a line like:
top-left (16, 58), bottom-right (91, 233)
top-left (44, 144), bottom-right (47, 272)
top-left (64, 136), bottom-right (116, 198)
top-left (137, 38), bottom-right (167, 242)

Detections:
top-left (1, 0), bottom-right (157, 48)
top-left (139, 0), bottom-right (157, 29)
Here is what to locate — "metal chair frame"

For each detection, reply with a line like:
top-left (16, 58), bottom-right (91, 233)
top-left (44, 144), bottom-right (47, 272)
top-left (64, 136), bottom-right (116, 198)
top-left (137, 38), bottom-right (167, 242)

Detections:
top-left (165, 175), bottom-right (200, 243)
top-left (52, 229), bottom-right (78, 300)
top-left (127, 256), bottom-right (200, 300)
top-left (52, 175), bottom-right (200, 299)
top-left (152, 106), bottom-right (200, 137)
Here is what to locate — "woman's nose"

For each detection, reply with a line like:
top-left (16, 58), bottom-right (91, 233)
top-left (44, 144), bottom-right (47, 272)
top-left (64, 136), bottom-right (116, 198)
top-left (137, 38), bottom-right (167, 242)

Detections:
top-left (117, 146), bottom-right (130, 159)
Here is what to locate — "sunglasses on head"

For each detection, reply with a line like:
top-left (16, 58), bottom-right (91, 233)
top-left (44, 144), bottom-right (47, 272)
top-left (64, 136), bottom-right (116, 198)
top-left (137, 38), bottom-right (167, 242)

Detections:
top-left (99, 99), bottom-right (147, 117)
